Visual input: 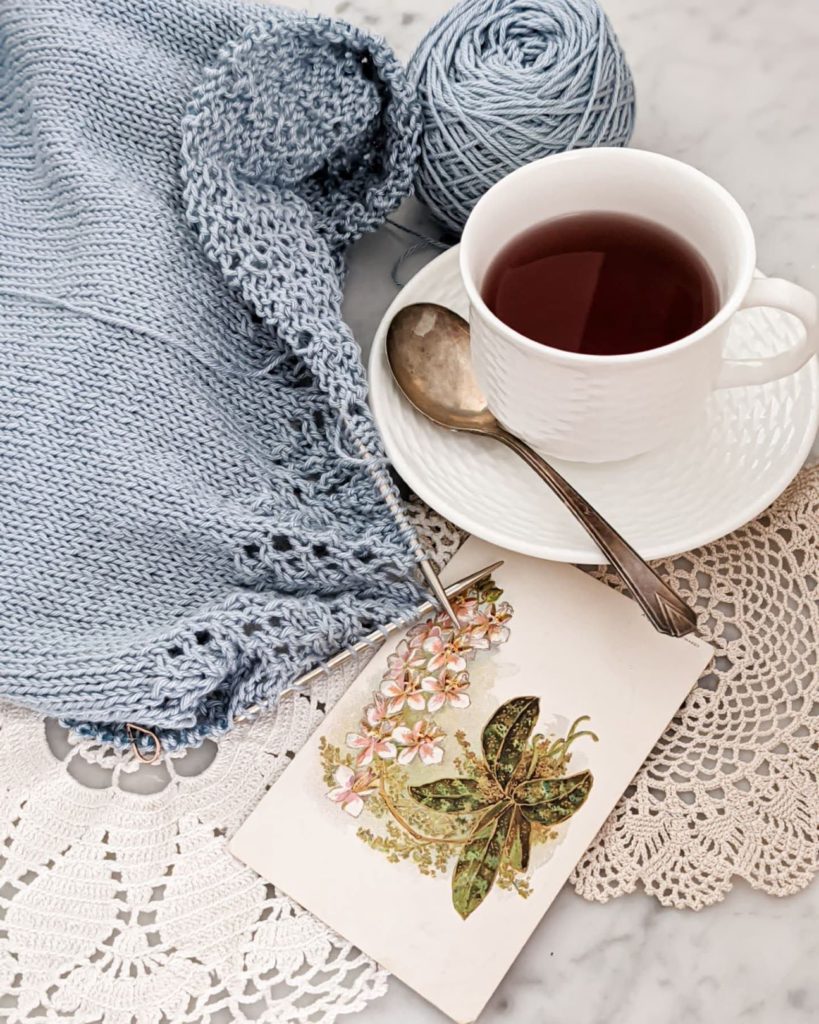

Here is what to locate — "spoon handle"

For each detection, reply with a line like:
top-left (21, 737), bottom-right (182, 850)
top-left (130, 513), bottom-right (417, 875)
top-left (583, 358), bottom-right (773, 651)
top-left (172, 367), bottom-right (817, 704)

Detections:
top-left (494, 429), bottom-right (699, 638)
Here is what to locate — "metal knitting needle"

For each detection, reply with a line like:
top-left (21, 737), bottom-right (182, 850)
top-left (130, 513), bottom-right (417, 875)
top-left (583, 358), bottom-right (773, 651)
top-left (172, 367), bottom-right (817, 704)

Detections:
top-left (235, 559), bottom-right (504, 721)
top-left (420, 556), bottom-right (460, 627)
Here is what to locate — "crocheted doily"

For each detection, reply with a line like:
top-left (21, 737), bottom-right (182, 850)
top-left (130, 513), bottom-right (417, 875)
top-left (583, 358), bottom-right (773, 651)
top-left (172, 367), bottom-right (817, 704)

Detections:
top-left (0, 668), bottom-right (387, 1023)
top-left (0, 472), bottom-right (815, 1019)
top-left (572, 465), bottom-right (819, 908)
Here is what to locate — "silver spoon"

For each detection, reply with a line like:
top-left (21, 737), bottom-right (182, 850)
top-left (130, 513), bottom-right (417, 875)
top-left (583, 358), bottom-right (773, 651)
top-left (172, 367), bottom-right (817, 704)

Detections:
top-left (386, 303), bottom-right (698, 639)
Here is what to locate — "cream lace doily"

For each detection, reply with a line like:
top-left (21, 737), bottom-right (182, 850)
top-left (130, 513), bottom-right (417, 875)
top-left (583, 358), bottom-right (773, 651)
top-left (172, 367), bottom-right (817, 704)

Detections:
top-left (0, 665), bottom-right (388, 1024)
top-left (573, 466), bottom-right (819, 908)
top-left (0, 473), bottom-right (815, 1020)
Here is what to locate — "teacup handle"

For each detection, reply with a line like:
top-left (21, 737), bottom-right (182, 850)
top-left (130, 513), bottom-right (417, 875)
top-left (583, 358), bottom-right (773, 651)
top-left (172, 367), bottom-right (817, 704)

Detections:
top-left (717, 278), bottom-right (817, 388)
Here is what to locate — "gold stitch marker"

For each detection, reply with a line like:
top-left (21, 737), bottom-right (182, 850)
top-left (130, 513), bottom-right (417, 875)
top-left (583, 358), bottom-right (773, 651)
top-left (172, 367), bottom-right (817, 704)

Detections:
top-left (126, 722), bottom-right (162, 764)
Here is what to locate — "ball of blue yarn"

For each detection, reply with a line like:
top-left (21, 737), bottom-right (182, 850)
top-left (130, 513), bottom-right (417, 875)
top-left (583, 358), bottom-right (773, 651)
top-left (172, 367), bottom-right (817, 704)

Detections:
top-left (408, 0), bottom-right (636, 233)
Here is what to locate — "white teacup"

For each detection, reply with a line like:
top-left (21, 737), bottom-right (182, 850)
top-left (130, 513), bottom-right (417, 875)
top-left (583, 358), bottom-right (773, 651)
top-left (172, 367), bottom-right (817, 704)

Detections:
top-left (460, 148), bottom-right (817, 463)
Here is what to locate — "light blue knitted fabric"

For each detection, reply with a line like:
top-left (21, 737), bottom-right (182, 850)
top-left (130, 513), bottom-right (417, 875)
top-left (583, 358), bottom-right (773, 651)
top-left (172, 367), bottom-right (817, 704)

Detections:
top-left (0, 0), bottom-right (428, 749)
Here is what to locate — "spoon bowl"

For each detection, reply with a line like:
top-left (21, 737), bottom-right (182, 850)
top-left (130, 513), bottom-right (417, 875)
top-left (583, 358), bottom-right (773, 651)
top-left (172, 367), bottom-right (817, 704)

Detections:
top-left (386, 304), bottom-right (497, 432)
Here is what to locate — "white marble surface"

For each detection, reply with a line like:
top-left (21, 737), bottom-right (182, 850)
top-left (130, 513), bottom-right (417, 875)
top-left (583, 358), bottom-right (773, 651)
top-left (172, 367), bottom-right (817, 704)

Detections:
top-left (303, 0), bottom-right (819, 1020)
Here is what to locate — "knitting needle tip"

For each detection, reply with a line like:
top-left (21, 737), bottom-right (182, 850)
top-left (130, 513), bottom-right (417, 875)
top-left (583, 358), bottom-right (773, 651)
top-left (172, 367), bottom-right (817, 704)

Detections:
top-left (443, 559), bottom-right (504, 597)
top-left (421, 557), bottom-right (504, 628)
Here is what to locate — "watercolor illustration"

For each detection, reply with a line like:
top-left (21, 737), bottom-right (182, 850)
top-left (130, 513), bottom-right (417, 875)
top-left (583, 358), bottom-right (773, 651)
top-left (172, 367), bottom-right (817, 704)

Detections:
top-left (320, 576), bottom-right (598, 919)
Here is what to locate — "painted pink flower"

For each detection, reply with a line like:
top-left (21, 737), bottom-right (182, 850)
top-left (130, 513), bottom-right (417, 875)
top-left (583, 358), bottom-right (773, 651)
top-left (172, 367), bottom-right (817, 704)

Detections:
top-left (326, 765), bottom-right (378, 817)
top-left (365, 692), bottom-right (394, 729)
top-left (452, 595), bottom-right (480, 626)
top-left (385, 638), bottom-right (426, 681)
top-left (423, 626), bottom-right (467, 674)
top-left (450, 629), bottom-right (481, 661)
top-left (392, 719), bottom-right (445, 766)
top-left (421, 670), bottom-right (471, 713)
top-left (406, 618), bottom-right (439, 643)
top-left (380, 673), bottom-right (427, 715)
top-left (467, 602), bottom-right (512, 649)
top-left (346, 727), bottom-right (397, 766)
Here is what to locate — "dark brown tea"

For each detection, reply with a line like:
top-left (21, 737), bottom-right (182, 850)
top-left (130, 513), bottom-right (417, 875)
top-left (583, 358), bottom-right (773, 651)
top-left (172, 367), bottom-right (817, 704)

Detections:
top-left (482, 212), bottom-right (719, 356)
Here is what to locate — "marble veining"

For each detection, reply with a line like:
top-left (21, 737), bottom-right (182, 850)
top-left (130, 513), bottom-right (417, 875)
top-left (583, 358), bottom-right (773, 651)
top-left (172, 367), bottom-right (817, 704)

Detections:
top-left (304, 0), bottom-right (818, 1019)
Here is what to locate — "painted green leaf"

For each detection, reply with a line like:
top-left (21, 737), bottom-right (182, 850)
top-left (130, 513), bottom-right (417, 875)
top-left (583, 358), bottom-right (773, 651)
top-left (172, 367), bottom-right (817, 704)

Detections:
top-left (469, 797), bottom-right (512, 838)
top-left (409, 777), bottom-right (492, 814)
top-left (518, 770), bottom-right (593, 827)
top-left (481, 696), bottom-right (540, 791)
top-left (452, 805), bottom-right (514, 919)
top-left (505, 810), bottom-right (531, 871)
top-left (513, 770), bottom-right (593, 806)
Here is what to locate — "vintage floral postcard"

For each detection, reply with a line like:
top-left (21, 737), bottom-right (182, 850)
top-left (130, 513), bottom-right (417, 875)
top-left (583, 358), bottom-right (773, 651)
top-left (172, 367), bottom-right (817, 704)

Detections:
top-left (231, 537), bottom-right (713, 1023)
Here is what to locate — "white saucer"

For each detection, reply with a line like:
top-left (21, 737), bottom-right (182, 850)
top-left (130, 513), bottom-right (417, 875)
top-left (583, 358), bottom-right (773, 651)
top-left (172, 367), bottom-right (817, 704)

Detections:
top-left (368, 245), bottom-right (819, 563)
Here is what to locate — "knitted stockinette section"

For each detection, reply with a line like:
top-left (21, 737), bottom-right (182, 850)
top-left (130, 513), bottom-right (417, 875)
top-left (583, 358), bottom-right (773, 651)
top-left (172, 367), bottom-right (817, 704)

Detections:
top-left (0, 0), bottom-right (427, 749)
